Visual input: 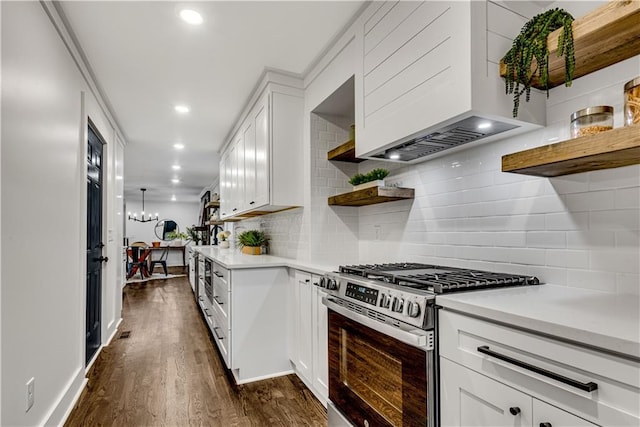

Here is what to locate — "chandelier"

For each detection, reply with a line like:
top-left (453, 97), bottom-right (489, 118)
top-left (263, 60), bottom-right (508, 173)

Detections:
top-left (128, 188), bottom-right (159, 223)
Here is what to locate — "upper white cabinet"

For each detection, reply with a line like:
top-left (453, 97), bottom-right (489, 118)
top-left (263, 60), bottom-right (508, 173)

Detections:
top-left (354, 1), bottom-right (545, 162)
top-left (220, 72), bottom-right (304, 219)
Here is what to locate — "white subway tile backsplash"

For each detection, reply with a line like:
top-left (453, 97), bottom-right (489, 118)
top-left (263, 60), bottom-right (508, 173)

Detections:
top-left (545, 212), bottom-right (589, 230)
top-left (615, 231), bottom-right (640, 249)
top-left (615, 187), bottom-right (640, 209)
top-left (546, 250), bottom-right (589, 269)
top-left (590, 250), bottom-right (639, 274)
top-left (526, 231), bottom-right (566, 249)
top-left (588, 165), bottom-right (640, 191)
top-left (589, 210), bottom-right (640, 231)
top-left (616, 274), bottom-right (640, 295)
top-left (565, 190), bottom-right (615, 212)
top-left (567, 269), bottom-right (616, 293)
top-left (509, 248), bottom-right (546, 266)
top-left (567, 231), bottom-right (616, 249)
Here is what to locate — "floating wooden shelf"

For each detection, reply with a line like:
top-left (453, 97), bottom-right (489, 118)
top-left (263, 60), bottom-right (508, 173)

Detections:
top-left (499, 1), bottom-right (640, 90)
top-left (502, 125), bottom-right (640, 177)
top-left (327, 139), bottom-right (365, 163)
top-left (205, 220), bottom-right (224, 226)
top-left (328, 186), bottom-right (415, 207)
top-left (205, 201), bottom-right (220, 209)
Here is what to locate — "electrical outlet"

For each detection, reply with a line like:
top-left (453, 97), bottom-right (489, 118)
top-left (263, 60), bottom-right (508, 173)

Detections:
top-left (26, 377), bottom-right (35, 412)
top-left (374, 225), bottom-right (381, 240)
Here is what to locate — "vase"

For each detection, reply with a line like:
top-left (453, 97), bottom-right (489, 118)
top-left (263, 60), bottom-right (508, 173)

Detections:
top-left (241, 246), bottom-right (261, 255)
top-left (219, 241), bottom-right (230, 249)
top-left (353, 180), bottom-right (385, 191)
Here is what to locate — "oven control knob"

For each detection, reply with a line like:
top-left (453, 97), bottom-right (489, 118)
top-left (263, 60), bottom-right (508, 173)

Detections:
top-left (392, 297), bottom-right (404, 313)
top-left (380, 294), bottom-right (391, 309)
top-left (407, 301), bottom-right (421, 318)
top-left (326, 279), bottom-right (339, 290)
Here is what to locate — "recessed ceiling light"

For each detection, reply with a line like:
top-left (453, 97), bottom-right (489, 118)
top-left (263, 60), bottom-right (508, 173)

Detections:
top-left (171, 178), bottom-right (180, 184)
top-left (172, 165), bottom-right (181, 170)
top-left (173, 143), bottom-right (185, 150)
top-left (179, 9), bottom-right (203, 25)
top-left (174, 105), bottom-right (190, 114)
top-left (389, 153), bottom-right (400, 160)
top-left (171, 195), bottom-right (177, 201)
top-left (477, 121), bottom-right (492, 130)
top-left (115, 175), bottom-right (123, 180)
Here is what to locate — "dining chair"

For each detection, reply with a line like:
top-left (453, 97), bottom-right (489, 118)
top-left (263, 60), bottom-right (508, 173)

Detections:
top-left (149, 248), bottom-right (169, 276)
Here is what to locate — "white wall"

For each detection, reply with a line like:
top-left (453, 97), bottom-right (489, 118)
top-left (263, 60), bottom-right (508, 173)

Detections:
top-left (1, 2), bottom-right (125, 425)
top-left (125, 200), bottom-right (199, 266)
top-left (244, 1), bottom-right (639, 295)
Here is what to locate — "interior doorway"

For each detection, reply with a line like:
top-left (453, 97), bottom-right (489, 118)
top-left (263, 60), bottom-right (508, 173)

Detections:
top-left (86, 122), bottom-right (106, 365)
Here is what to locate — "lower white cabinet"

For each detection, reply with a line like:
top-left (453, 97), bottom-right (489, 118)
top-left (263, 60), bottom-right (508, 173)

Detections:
top-left (439, 309), bottom-right (640, 426)
top-left (290, 270), bottom-right (328, 404)
top-left (440, 358), bottom-right (596, 427)
top-left (201, 261), bottom-right (290, 384)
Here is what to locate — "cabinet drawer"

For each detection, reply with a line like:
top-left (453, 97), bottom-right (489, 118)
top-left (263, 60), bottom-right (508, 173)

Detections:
top-left (212, 262), bottom-right (229, 285)
top-left (211, 296), bottom-right (229, 333)
top-left (439, 310), bottom-right (640, 425)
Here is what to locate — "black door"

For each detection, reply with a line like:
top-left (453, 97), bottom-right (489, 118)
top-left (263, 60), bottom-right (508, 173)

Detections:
top-left (86, 124), bottom-right (104, 365)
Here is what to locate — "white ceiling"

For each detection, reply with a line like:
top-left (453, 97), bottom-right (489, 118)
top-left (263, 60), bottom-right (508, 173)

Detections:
top-left (58, 1), bottom-right (365, 203)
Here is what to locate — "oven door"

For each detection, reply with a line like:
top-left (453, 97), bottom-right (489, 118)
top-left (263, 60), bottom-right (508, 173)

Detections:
top-left (325, 298), bottom-right (435, 427)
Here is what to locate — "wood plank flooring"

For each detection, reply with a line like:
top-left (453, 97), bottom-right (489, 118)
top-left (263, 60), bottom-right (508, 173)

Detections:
top-left (65, 276), bottom-right (327, 426)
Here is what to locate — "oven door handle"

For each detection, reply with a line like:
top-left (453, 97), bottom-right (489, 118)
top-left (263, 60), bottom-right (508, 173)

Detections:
top-left (323, 297), bottom-right (433, 351)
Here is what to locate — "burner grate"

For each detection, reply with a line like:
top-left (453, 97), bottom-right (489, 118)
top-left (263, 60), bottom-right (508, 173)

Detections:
top-left (398, 270), bottom-right (539, 293)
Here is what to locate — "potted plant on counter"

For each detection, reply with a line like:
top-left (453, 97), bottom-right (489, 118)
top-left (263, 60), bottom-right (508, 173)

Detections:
top-left (349, 168), bottom-right (390, 191)
top-left (237, 229), bottom-right (268, 255)
top-left (166, 230), bottom-right (189, 246)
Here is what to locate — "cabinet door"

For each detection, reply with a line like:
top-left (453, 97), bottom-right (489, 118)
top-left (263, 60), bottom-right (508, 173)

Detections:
top-left (533, 399), bottom-right (598, 427)
top-left (243, 113), bottom-right (256, 209)
top-left (440, 357), bottom-right (532, 427)
top-left (253, 95), bottom-right (269, 208)
top-left (295, 270), bottom-right (313, 381)
top-left (233, 132), bottom-right (245, 214)
top-left (312, 275), bottom-right (328, 402)
top-left (219, 150), bottom-right (230, 218)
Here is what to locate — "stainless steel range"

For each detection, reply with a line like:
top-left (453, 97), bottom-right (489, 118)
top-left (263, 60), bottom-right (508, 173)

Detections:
top-left (322, 263), bottom-right (540, 427)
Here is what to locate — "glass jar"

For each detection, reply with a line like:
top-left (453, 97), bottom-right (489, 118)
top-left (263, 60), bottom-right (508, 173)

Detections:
top-left (624, 77), bottom-right (640, 126)
top-left (570, 106), bottom-right (613, 138)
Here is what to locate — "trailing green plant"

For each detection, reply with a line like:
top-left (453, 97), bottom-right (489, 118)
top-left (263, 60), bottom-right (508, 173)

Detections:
top-left (349, 168), bottom-right (390, 186)
top-left (236, 229), bottom-right (268, 248)
top-left (185, 226), bottom-right (200, 242)
top-left (502, 8), bottom-right (575, 117)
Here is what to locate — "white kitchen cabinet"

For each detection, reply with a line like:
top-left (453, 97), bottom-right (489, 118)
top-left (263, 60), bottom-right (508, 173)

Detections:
top-left (219, 72), bottom-right (303, 219)
top-left (354, 1), bottom-right (544, 161)
top-left (291, 270), bottom-right (328, 404)
top-left (440, 357), bottom-right (532, 427)
top-left (198, 257), bottom-right (290, 384)
top-left (439, 309), bottom-right (640, 426)
top-left (311, 276), bottom-right (329, 402)
top-left (441, 358), bottom-right (597, 427)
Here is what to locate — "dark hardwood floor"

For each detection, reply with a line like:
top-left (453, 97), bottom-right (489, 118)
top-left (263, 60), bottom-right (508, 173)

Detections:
top-left (65, 276), bottom-right (327, 426)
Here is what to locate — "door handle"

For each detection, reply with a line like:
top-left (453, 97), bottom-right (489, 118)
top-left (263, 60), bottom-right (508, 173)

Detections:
top-left (93, 256), bottom-right (109, 263)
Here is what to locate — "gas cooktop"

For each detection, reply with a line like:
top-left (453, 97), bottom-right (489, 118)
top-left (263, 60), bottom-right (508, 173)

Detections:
top-left (339, 263), bottom-right (540, 294)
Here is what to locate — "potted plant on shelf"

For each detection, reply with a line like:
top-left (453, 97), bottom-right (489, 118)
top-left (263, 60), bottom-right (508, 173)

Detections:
top-left (502, 8), bottom-right (575, 117)
top-left (217, 230), bottom-right (231, 248)
top-left (166, 230), bottom-right (189, 246)
top-left (236, 229), bottom-right (268, 255)
top-left (349, 168), bottom-right (390, 191)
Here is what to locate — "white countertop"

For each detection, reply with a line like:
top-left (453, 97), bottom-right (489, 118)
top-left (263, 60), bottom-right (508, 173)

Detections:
top-left (192, 246), bottom-right (337, 275)
top-left (436, 284), bottom-right (640, 360)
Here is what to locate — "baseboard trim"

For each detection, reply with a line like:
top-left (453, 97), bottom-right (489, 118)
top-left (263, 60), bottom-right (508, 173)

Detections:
top-left (42, 368), bottom-right (87, 427)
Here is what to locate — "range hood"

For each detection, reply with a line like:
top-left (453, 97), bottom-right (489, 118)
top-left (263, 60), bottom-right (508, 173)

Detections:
top-left (369, 116), bottom-right (520, 163)
top-left (354, 0), bottom-right (546, 164)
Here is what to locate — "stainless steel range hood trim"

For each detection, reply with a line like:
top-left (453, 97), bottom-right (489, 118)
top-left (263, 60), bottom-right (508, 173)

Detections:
top-left (360, 112), bottom-right (542, 164)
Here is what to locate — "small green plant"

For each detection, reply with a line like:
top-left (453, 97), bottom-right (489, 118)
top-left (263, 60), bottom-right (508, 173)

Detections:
top-left (349, 168), bottom-right (389, 186)
top-left (236, 229), bottom-right (268, 248)
top-left (502, 8), bottom-right (575, 117)
top-left (166, 230), bottom-right (189, 241)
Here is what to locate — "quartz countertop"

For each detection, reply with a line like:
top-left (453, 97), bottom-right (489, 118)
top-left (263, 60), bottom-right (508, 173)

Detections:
top-left (436, 284), bottom-right (640, 360)
top-left (192, 246), bottom-right (337, 275)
